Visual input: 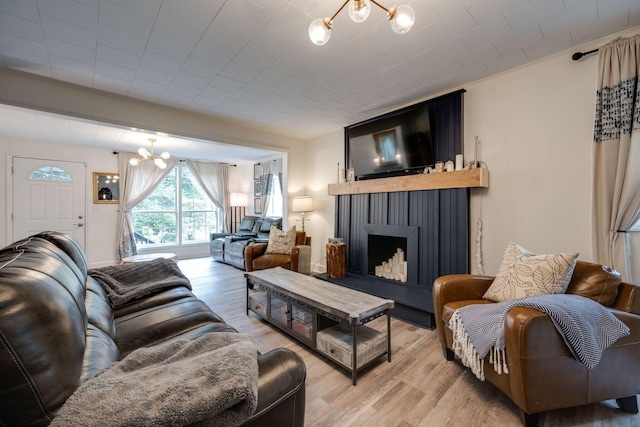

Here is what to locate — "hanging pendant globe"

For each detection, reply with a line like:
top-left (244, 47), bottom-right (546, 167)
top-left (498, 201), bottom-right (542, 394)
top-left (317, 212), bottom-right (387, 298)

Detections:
top-left (154, 158), bottom-right (167, 169)
top-left (348, 0), bottom-right (371, 23)
top-left (389, 5), bottom-right (415, 34)
top-left (309, 18), bottom-right (332, 45)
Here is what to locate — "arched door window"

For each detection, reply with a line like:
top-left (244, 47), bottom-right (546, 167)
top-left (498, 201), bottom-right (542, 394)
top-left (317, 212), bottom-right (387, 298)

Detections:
top-left (28, 166), bottom-right (72, 181)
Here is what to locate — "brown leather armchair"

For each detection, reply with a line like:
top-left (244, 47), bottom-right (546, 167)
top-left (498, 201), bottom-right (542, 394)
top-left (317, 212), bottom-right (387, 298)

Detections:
top-left (245, 231), bottom-right (311, 274)
top-left (433, 261), bottom-right (640, 427)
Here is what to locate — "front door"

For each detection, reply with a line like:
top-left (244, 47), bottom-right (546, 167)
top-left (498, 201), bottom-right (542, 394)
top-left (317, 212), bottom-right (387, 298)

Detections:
top-left (11, 156), bottom-right (86, 248)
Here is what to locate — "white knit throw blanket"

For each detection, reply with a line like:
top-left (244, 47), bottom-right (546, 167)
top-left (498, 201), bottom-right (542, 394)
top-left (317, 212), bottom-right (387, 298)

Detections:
top-left (449, 294), bottom-right (630, 381)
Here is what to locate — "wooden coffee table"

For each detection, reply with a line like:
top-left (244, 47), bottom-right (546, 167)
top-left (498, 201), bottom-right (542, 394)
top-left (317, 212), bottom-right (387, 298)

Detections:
top-left (245, 267), bottom-right (394, 385)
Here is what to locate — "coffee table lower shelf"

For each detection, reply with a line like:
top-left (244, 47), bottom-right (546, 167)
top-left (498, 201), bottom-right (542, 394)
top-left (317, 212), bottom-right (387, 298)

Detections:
top-left (245, 268), bottom-right (393, 386)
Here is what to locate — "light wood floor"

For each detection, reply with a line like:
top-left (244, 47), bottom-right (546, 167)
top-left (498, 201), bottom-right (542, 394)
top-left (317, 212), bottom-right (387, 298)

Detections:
top-left (178, 257), bottom-right (639, 427)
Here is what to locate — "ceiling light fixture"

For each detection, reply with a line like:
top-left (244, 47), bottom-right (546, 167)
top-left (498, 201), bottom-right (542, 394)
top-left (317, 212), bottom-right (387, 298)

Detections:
top-left (309, 0), bottom-right (415, 46)
top-left (129, 138), bottom-right (170, 169)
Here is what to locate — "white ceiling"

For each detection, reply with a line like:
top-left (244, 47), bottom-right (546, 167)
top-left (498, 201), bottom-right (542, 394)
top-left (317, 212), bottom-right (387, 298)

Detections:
top-left (0, 0), bottom-right (639, 162)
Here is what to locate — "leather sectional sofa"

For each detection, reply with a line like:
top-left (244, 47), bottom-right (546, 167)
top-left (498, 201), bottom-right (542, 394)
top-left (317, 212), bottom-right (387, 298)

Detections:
top-left (211, 216), bottom-right (282, 270)
top-left (0, 231), bottom-right (306, 426)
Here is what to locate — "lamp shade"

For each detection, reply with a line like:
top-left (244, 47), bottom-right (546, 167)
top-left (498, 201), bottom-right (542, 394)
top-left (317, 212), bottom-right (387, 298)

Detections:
top-left (230, 192), bottom-right (249, 207)
top-left (292, 196), bottom-right (313, 212)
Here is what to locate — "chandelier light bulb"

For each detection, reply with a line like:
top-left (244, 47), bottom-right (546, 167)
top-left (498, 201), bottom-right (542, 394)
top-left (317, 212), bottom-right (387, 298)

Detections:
top-left (154, 158), bottom-right (167, 169)
top-left (389, 5), bottom-right (415, 34)
top-left (160, 151), bottom-right (171, 160)
top-left (129, 157), bottom-right (140, 166)
top-left (348, 0), bottom-right (371, 23)
top-left (309, 18), bottom-right (332, 45)
top-left (138, 147), bottom-right (149, 157)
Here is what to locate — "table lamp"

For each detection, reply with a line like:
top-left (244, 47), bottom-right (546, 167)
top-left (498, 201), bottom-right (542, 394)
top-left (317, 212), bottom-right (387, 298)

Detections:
top-left (292, 196), bottom-right (313, 232)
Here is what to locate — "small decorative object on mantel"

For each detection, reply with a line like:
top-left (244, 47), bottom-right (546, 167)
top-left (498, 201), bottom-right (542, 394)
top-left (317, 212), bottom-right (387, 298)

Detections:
top-left (434, 161), bottom-right (444, 173)
top-left (455, 154), bottom-right (464, 171)
top-left (472, 136), bottom-right (479, 168)
top-left (346, 168), bottom-right (355, 182)
top-left (445, 160), bottom-right (454, 172)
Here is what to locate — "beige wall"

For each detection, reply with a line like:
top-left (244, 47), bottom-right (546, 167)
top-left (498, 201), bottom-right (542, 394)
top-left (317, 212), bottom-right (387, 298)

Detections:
top-left (0, 71), bottom-right (305, 266)
top-left (306, 26), bottom-right (640, 276)
top-left (1, 138), bottom-right (120, 265)
top-left (3, 26), bottom-right (638, 275)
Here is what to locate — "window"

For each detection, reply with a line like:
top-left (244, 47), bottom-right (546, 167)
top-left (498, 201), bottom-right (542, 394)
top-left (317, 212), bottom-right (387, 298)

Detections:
top-left (265, 173), bottom-right (283, 217)
top-left (132, 165), bottom-right (221, 246)
top-left (29, 166), bottom-right (72, 181)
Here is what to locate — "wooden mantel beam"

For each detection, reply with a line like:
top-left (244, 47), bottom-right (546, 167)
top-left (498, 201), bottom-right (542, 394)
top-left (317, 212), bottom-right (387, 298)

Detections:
top-left (327, 168), bottom-right (488, 196)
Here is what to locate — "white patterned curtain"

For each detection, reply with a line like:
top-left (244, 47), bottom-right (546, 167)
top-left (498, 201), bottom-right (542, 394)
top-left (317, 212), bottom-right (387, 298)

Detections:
top-left (116, 153), bottom-right (178, 262)
top-left (592, 34), bottom-right (640, 282)
top-left (259, 158), bottom-right (282, 216)
top-left (185, 160), bottom-right (230, 232)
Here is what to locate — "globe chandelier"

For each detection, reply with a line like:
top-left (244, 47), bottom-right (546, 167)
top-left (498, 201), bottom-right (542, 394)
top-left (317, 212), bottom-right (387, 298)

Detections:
top-left (129, 138), bottom-right (171, 169)
top-left (309, 0), bottom-right (415, 46)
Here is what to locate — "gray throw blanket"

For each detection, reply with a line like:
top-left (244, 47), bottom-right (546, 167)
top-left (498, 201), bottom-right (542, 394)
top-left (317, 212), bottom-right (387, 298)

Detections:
top-left (51, 332), bottom-right (259, 427)
top-left (89, 258), bottom-right (192, 308)
top-left (449, 294), bottom-right (630, 380)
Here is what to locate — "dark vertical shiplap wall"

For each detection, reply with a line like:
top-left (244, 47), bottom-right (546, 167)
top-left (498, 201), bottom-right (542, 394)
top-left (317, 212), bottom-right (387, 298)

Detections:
top-left (337, 188), bottom-right (469, 313)
top-left (334, 90), bottom-right (468, 317)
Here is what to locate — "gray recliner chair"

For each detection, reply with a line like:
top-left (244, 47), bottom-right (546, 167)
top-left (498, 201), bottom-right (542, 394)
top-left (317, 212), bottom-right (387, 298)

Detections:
top-left (211, 217), bottom-right (283, 270)
top-left (210, 216), bottom-right (260, 262)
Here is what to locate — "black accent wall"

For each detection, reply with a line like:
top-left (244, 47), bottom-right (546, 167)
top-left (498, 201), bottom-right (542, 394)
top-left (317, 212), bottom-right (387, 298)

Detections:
top-left (319, 90), bottom-right (468, 329)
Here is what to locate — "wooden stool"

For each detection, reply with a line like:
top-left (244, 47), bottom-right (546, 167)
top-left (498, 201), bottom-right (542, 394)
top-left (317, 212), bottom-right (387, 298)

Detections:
top-left (326, 243), bottom-right (346, 278)
top-left (121, 252), bottom-right (178, 264)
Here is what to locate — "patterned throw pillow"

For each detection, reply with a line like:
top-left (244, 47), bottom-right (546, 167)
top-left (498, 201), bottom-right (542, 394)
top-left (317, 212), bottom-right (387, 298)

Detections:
top-left (483, 242), bottom-right (580, 302)
top-left (265, 226), bottom-right (297, 255)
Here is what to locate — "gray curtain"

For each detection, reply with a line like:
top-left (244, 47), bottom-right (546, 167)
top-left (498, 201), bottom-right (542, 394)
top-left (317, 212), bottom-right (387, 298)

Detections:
top-left (185, 160), bottom-right (230, 232)
top-left (116, 153), bottom-right (178, 262)
top-left (259, 158), bottom-right (282, 217)
top-left (592, 34), bottom-right (640, 282)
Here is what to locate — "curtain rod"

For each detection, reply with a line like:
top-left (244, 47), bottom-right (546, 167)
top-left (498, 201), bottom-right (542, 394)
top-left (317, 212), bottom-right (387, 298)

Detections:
top-left (571, 48), bottom-right (599, 61)
top-left (112, 151), bottom-right (236, 166)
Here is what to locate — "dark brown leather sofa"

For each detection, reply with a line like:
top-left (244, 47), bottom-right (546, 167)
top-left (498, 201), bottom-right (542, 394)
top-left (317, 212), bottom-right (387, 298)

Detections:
top-left (0, 231), bottom-right (305, 426)
top-left (433, 261), bottom-right (640, 426)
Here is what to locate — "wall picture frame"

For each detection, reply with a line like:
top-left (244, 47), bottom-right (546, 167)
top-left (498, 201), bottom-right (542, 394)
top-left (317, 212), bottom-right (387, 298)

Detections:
top-left (254, 180), bottom-right (261, 197)
top-left (254, 163), bottom-right (261, 180)
top-left (254, 198), bottom-right (262, 214)
top-left (93, 172), bottom-right (120, 204)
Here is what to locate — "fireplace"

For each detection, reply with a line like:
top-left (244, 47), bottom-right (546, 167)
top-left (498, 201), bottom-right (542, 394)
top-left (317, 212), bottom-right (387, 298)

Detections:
top-left (364, 224), bottom-right (418, 285)
top-left (317, 187), bottom-right (470, 329)
top-left (317, 90), bottom-right (468, 328)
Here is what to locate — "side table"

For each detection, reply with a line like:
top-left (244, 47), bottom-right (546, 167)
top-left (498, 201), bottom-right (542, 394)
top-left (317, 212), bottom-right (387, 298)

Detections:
top-left (326, 242), bottom-right (346, 278)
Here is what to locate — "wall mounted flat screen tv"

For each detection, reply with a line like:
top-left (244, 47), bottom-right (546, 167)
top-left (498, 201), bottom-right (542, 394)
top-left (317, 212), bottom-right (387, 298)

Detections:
top-left (345, 89), bottom-right (464, 181)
